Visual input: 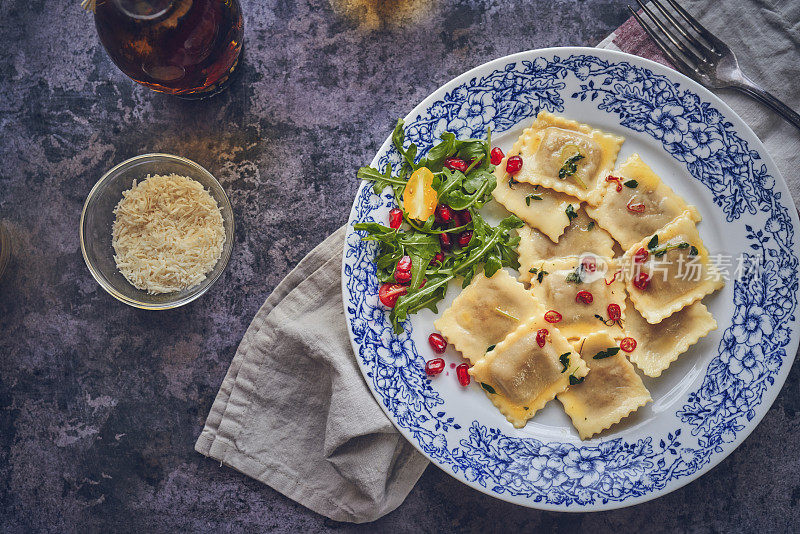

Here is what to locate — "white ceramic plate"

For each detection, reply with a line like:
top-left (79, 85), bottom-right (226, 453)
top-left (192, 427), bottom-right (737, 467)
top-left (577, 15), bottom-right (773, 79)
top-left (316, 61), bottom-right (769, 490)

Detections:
top-left (342, 47), bottom-right (800, 510)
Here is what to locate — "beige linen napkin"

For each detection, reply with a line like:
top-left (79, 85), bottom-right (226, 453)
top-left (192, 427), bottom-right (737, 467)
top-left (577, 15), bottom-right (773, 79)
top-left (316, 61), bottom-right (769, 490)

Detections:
top-left (196, 0), bottom-right (799, 523)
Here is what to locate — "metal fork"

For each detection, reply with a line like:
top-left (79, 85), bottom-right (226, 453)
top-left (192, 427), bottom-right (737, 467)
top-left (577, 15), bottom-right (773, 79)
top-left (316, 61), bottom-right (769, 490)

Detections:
top-left (629, 0), bottom-right (800, 130)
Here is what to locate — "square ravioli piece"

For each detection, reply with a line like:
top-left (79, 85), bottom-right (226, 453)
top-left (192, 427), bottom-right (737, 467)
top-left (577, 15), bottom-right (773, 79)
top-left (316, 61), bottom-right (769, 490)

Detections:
top-left (622, 214), bottom-right (724, 324)
top-left (493, 136), bottom-right (582, 242)
top-left (529, 257), bottom-right (626, 339)
top-left (557, 331), bottom-right (651, 439)
top-left (585, 153), bottom-right (701, 250)
top-left (517, 208), bottom-right (615, 277)
top-left (469, 317), bottom-right (588, 428)
top-left (624, 298), bottom-right (717, 377)
top-left (507, 111), bottom-right (624, 205)
top-left (433, 269), bottom-right (543, 364)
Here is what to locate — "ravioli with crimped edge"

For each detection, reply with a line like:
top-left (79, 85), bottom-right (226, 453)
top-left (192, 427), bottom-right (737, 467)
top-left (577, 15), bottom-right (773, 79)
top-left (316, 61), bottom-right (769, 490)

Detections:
top-left (505, 111), bottom-right (624, 205)
top-left (557, 331), bottom-right (651, 439)
top-left (585, 153), bottom-right (701, 250)
top-left (469, 316), bottom-right (588, 428)
top-left (433, 269), bottom-right (543, 364)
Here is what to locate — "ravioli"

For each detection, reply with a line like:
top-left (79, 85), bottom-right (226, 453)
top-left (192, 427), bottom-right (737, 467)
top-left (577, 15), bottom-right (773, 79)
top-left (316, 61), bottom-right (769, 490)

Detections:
top-left (507, 111), bottom-right (624, 205)
top-left (624, 299), bottom-right (717, 377)
top-left (622, 214), bottom-right (724, 324)
top-left (585, 153), bottom-right (701, 249)
top-left (517, 208), bottom-right (615, 279)
top-left (434, 269), bottom-right (543, 364)
top-left (529, 257), bottom-right (626, 339)
top-left (557, 331), bottom-right (652, 439)
top-left (493, 151), bottom-right (581, 242)
top-left (469, 316), bottom-right (588, 428)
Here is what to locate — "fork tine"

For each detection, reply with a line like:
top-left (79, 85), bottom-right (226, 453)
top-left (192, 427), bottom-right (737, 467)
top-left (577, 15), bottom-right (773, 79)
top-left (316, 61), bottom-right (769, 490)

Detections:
top-left (649, 0), bottom-right (715, 62)
top-left (634, 0), bottom-right (704, 65)
top-left (627, 6), bottom-right (699, 78)
top-left (664, 0), bottom-right (727, 53)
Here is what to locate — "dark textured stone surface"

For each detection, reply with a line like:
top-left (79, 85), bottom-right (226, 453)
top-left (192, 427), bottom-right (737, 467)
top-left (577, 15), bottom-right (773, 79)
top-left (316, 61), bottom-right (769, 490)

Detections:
top-left (1, 0), bottom-right (798, 532)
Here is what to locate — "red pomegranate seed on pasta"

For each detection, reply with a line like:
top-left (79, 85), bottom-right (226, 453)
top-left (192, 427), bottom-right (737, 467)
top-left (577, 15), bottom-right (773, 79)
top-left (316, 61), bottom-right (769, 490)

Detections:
top-left (575, 290), bottom-right (593, 304)
top-left (506, 155), bottom-right (523, 174)
top-left (607, 303), bottom-right (621, 322)
top-left (620, 337), bottom-right (637, 353)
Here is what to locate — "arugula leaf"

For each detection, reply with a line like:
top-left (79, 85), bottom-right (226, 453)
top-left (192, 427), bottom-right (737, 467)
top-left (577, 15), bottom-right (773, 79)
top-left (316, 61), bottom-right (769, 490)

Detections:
top-left (559, 352), bottom-right (571, 372)
top-left (565, 204), bottom-right (578, 221)
top-left (357, 121), bottom-right (524, 333)
top-left (624, 179), bottom-right (639, 188)
top-left (647, 234), bottom-right (659, 250)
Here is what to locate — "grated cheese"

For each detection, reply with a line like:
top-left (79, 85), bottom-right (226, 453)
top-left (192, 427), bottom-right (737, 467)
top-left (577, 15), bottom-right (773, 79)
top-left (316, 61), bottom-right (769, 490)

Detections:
top-left (112, 173), bottom-right (226, 294)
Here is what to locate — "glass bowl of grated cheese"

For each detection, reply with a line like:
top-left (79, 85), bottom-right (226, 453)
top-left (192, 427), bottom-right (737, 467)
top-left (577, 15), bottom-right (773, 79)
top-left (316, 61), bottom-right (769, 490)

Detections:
top-left (80, 154), bottom-right (234, 309)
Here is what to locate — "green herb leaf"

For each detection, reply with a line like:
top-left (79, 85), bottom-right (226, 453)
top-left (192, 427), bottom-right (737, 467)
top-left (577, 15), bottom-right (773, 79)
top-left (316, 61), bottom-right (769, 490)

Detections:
top-left (587, 221), bottom-right (595, 231)
top-left (525, 194), bottom-right (543, 206)
top-left (559, 352), bottom-right (571, 372)
top-left (647, 234), bottom-right (659, 250)
top-left (529, 267), bottom-right (538, 274)
top-left (537, 270), bottom-right (548, 284)
top-left (565, 266), bottom-right (583, 284)
top-left (624, 179), bottom-right (639, 188)
top-left (565, 204), bottom-right (578, 221)
top-left (480, 382), bottom-right (497, 394)
top-left (689, 245), bottom-right (699, 257)
top-left (486, 344), bottom-right (496, 353)
top-left (593, 347), bottom-right (621, 359)
top-left (569, 374), bottom-right (585, 385)
top-left (558, 154), bottom-right (586, 188)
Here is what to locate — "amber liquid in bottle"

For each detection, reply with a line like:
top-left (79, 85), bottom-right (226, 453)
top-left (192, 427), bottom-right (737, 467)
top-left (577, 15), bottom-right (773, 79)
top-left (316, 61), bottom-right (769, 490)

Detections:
top-left (94, 0), bottom-right (244, 98)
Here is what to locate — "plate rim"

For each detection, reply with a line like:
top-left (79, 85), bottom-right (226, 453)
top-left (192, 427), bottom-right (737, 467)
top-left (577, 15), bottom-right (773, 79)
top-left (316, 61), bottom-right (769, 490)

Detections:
top-left (341, 45), bottom-right (800, 511)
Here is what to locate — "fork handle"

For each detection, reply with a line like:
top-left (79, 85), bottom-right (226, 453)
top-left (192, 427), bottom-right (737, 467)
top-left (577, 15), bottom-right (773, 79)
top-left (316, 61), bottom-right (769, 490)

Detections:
top-left (732, 74), bottom-right (800, 131)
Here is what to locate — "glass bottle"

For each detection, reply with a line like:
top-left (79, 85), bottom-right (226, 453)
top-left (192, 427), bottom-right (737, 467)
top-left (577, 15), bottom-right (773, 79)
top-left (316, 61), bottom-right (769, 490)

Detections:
top-left (93, 0), bottom-right (244, 98)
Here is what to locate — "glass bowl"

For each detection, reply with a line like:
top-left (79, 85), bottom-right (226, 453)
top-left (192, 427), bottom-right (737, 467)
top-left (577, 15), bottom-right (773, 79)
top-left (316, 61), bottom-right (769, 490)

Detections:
top-left (80, 154), bottom-right (234, 309)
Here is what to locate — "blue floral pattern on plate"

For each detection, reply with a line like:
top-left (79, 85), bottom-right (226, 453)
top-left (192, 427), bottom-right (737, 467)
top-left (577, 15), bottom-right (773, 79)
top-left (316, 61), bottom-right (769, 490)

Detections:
top-left (342, 50), bottom-right (799, 508)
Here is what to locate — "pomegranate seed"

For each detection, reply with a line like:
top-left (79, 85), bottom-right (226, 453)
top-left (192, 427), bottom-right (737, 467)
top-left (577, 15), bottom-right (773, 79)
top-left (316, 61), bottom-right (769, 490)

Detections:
top-left (575, 290), bottom-right (593, 304)
top-left (490, 147), bottom-right (505, 165)
top-left (428, 333), bottom-right (447, 354)
top-left (425, 358), bottom-right (445, 376)
top-left (506, 155), bottom-right (523, 174)
top-left (581, 257), bottom-right (596, 273)
top-left (439, 233), bottom-right (452, 250)
top-left (606, 175), bottom-right (623, 192)
top-left (607, 303), bottom-right (622, 322)
top-left (544, 310), bottom-right (562, 323)
top-left (620, 337), bottom-right (638, 353)
top-left (633, 272), bottom-right (650, 290)
top-left (430, 251), bottom-right (445, 265)
top-left (397, 256), bottom-right (412, 272)
top-left (456, 363), bottom-right (470, 386)
top-left (633, 247), bottom-right (649, 263)
top-left (378, 283), bottom-right (407, 308)
top-left (536, 328), bottom-right (548, 348)
top-left (435, 204), bottom-right (453, 224)
top-left (455, 210), bottom-right (472, 226)
top-left (626, 198), bottom-right (646, 213)
top-left (444, 157), bottom-right (468, 173)
top-left (389, 208), bottom-right (403, 229)
top-left (457, 231), bottom-right (473, 247)
top-left (394, 269), bottom-right (411, 284)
